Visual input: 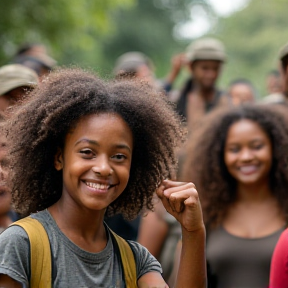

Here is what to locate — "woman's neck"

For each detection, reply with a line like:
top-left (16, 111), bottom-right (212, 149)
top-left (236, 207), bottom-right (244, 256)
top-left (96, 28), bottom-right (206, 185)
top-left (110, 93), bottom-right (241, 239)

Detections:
top-left (0, 213), bottom-right (12, 229)
top-left (236, 179), bottom-right (273, 203)
top-left (48, 198), bottom-right (106, 245)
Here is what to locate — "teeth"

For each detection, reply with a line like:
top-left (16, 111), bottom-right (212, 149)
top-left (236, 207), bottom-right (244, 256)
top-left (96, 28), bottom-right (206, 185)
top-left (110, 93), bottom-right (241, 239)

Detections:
top-left (85, 182), bottom-right (109, 190)
top-left (239, 166), bottom-right (257, 174)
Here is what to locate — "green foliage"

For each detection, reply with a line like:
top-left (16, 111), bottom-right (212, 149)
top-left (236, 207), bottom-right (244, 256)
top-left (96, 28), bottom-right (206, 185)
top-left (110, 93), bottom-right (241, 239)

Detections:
top-left (0, 0), bottom-right (134, 66)
top-left (99, 0), bottom-right (207, 78)
top-left (213, 0), bottom-right (288, 97)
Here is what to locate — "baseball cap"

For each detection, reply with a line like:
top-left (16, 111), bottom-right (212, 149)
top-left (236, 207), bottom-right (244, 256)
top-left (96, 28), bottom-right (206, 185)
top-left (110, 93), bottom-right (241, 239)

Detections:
top-left (186, 37), bottom-right (226, 63)
top-left (113, 52), bottom-right (154, 76)
top-left (279, 41), bottom-right (288, 60)
top-left (0, 64), bottom-right (38, 96)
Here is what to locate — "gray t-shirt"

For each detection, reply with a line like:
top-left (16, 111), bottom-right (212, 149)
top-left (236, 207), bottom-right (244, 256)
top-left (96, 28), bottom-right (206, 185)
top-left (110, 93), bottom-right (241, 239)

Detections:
top-left (0, 210), bottom-right (162, 288)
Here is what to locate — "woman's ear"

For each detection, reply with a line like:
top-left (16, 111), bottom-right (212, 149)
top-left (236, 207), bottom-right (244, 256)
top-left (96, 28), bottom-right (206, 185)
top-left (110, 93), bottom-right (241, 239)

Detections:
top-left (54, 147), bottom-right (63, 171)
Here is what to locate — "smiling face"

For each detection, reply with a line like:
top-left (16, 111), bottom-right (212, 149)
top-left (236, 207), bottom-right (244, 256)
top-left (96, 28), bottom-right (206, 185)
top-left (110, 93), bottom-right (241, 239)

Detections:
top-left (190, 60), bottom-right (222, 89)
top-left (224, 119), bottom-right (273, 186)
top-left (55, 113), bottom-right (133, 214)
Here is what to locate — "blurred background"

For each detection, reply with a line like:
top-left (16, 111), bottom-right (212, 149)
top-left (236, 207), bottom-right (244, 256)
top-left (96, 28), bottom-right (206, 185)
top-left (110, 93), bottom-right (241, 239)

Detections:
top-left (1, 0), bottom-right (288, 97)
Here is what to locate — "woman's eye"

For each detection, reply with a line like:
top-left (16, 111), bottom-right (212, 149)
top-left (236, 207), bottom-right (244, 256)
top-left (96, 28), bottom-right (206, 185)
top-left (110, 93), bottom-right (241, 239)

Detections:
top-left (112, 154), bottom-right (127, 161)
top-left (253, 144), bottom-right (264, 150)
top-left (80, 149), bottom-right (94, 157)
top-left (228, 147), bottom-right (239, 153)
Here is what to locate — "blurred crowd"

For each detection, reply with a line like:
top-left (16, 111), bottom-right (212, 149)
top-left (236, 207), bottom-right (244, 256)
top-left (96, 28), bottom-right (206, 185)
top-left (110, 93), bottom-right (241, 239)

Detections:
top-left (0, 36), bottom-right (288, 288)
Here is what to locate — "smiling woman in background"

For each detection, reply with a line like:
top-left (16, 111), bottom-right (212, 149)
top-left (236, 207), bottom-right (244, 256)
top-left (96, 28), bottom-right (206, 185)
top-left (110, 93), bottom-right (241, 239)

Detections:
top-left (178, 104), bottom-right (288, 288)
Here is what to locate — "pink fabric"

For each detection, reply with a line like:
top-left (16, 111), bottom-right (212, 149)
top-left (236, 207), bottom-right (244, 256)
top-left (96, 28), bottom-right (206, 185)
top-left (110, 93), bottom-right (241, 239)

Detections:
top-left (270, 229), bottom-right (288, 288)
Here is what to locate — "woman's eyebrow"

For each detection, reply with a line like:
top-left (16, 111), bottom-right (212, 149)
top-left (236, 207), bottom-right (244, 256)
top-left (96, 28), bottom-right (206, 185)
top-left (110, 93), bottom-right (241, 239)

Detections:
top-left (74, 138), bottom-right (132, 153)
top-left (75, 138), bottom-right (98, 147)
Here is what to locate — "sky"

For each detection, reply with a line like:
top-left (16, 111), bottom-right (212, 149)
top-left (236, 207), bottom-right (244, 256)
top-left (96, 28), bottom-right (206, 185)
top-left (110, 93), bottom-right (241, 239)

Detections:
top-left (177, 0), bottom-right (250, 39)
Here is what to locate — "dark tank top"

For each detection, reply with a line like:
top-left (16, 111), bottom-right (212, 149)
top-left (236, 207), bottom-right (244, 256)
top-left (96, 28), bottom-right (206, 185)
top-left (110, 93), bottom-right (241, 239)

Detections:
top-left (206, 226), bottom-right (284, 288)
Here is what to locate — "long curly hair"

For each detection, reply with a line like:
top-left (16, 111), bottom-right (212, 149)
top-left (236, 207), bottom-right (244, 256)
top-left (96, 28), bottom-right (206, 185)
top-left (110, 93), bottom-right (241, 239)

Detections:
top-left (5, 67), bottom-right (185, 219)
top-left (181, 104), bottom-right (288, 228)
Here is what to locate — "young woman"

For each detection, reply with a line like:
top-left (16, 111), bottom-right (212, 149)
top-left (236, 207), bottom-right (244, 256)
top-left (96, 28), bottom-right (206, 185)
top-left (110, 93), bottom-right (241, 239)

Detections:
top-left (179, 105), bottom-right (288, 287)
top-left (0, 68), bottom-right (206, 288)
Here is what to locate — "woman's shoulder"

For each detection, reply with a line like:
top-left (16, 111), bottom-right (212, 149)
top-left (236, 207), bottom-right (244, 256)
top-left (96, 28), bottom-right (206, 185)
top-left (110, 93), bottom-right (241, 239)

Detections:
top-left (126, 240), bottom-right (162, 276)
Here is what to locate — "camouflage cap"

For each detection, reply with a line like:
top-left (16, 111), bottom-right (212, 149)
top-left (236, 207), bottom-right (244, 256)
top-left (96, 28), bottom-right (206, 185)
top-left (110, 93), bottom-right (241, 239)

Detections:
top-left (186, 37), bottom-right (226, 63)
top-left (0, 64), bottom-right (38, 96)
top-left (279, 41), bottom-right (288, 60)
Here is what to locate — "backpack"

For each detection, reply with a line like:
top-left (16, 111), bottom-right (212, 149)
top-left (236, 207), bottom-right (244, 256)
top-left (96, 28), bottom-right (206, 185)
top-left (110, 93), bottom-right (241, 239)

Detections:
top-left (11, 217), bottom-right (137, 288)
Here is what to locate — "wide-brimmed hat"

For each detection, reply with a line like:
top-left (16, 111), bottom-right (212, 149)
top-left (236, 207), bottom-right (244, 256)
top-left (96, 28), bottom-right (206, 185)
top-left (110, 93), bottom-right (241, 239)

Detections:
top-left (186, 37), bottom-right (226, 63)
top-left (0, 64), bottom-right (38, 96)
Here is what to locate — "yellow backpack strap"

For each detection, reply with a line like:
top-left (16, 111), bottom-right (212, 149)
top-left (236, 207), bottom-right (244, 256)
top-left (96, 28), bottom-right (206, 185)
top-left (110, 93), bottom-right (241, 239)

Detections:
top-left (10, 217), bottom-right (52, 288)
top-left (109, 228), bottom-right (137, 288)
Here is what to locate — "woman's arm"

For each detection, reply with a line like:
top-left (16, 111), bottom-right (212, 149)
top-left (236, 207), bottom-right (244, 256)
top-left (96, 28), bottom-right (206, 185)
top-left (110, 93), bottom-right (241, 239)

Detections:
top-left (0, 275), bottom-right (22, 288)
top-left (137, 180), bottom-right (206, 288)
top-left (157, 180), bottom-right (206, 288)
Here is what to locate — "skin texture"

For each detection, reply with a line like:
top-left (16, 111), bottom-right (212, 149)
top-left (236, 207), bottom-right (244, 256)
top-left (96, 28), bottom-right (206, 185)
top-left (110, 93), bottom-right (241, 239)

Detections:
top-left (229, 83), bottom-right (255, 106)
top-left (190, 60), bottom-right (222, 91)
top-left (224, 119), bottom-right (272, 186)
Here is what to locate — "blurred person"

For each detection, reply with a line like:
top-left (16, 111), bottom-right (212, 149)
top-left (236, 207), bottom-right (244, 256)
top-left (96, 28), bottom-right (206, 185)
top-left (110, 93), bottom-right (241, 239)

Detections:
top-left (162, 53), bottom-right (187, 102)
top-left (262, 42), bottom-right (288, 104)
top-left (175, 37), bottom-right (230, 131)
top-left (227, 79), bottom-right (256, 106)
top-left (266, 70), bottom-right (283, 95)
top-left (175, 105), bottom-right (288, 288)
top-left (113, 51), bottom-right (155, 84)
top-left (12, 43), bottom-right (57, 77)
top-left (0, 64), bottom-right (38, 111)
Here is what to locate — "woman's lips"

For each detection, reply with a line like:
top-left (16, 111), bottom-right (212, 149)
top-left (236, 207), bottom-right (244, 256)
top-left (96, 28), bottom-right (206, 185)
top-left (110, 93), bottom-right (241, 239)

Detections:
top-left (238, 165), bottom-right (258, 175)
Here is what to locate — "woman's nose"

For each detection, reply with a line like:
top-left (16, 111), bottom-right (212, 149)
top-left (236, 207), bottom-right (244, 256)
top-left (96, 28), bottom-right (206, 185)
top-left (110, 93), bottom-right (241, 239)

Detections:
top-left (239, 148), bottom-right (254, 161)
top-left (91, 155), bottom-right (113, 176)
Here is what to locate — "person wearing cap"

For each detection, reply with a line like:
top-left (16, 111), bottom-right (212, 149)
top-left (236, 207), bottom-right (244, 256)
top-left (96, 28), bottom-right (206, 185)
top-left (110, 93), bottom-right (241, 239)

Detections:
top-left (12, 43), bottom-right (57, 78)
top-left (113, 52), bottom-right (155, 82)
top-left (262, 41), bottom-right (288, 105)
top-left (0, 64), bottom-right (38, 111)
top-left (172, 37), bottom-right (229, 131)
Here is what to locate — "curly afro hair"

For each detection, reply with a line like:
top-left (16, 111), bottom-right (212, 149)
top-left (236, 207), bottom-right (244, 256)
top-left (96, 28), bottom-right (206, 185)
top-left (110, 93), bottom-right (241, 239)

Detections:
top-left (5, 67), bottom-right (185, 219)
top-left (181, 104), bottom-right (288, 228)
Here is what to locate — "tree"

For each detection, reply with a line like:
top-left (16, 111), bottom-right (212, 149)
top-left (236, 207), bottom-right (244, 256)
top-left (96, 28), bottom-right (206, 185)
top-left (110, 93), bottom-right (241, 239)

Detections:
top-left (212, 0), bottom-right (288, 96)
top-left (0, 0), bottom-right (133, 66)
top-left (98, 0), bottom-right (208, 78)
